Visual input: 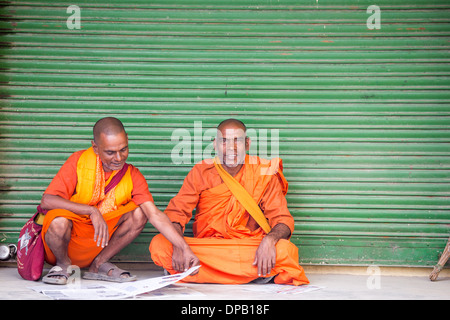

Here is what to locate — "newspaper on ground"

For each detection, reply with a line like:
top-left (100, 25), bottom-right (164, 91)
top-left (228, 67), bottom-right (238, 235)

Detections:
top-left (29, 265), bottom-right (201, 300)
top-left (241, 283), bottom-right (325, 295)
top-left (136, 284), bottom-right (205, 299)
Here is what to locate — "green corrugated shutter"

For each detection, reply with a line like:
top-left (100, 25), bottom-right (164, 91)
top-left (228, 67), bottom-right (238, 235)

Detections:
top-left (0, 0), bottom-right (449, 266)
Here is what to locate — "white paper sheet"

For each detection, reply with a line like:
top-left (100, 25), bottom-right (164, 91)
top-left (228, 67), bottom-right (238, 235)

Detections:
top-left (30, 265), bottom-right (201, 300)
top-left (241, 283), bottom-right (325, 295)
top-left (136, 284), bottom-right (205, 299)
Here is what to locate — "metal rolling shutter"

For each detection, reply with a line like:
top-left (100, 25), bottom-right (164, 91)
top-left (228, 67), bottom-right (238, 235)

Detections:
top-left (0, 0), bottom-right (449, 266)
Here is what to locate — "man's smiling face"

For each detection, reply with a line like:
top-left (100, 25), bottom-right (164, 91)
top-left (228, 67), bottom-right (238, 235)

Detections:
top-left (214, 124), bottom-right (250, 169)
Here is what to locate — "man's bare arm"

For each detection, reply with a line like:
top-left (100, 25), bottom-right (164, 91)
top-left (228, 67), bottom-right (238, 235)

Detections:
top-left (41, 193), bottom-right (97, 215)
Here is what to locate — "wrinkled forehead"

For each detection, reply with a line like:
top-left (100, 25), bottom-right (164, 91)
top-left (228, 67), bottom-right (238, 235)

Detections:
top-left (96, 131), bottom-right (128, 149)
top-left (216, 127), bottom-right (246, 139)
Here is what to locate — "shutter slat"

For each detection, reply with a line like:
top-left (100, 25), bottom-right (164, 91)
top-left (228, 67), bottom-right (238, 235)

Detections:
top-left (1, 0), bottom-right (448, 266)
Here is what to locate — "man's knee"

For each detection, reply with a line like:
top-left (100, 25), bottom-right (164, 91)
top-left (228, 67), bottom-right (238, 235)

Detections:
top-left (275, 239), bottom-right (298, 262)
top-left (131, 207), bottom-right (148, 230)
top-left (118, 207), bottom-right (148, 232)
top-left (149, 234), bottom-right (173, 263)
top-left (46, 217), bottom-right (72, 238)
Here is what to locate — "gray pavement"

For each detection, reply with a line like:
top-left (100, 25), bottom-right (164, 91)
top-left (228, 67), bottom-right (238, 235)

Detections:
top-left (0, 262), bottom-right (448, 300)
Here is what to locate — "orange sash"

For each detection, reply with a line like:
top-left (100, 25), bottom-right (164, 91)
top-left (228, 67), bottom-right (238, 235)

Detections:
top-left (213, 156), bottom-right (272, 234)
top-left (193, 155), bottom-right (287, 239)
top-left (70, 147), bottom-right (133, 214)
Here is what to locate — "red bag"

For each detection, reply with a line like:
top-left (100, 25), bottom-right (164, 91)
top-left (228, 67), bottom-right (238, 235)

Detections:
top-left (17, 207), bottom-right (46, 281)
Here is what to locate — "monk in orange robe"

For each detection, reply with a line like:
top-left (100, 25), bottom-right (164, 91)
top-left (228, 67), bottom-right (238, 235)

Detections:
top-left (40, 117), bottom-right (199, 284)
top-left (150, 119), bottom-right (309, 285)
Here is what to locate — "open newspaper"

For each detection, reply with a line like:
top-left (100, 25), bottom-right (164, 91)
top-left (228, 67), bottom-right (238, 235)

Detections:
top-left (30, 265), bottom-right (201, 300)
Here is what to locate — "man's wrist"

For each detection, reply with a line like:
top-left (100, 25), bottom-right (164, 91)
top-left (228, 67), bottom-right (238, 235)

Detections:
top-left (264, 232), bottom-right (280, 244)
top-left (87, 206), bottom-right (100, 216)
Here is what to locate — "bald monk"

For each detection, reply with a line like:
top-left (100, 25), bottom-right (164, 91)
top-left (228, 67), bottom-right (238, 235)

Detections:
top-left (150, 119), bottom-right (309, 285)
top-left (40, 117), bottom-right (199, 284)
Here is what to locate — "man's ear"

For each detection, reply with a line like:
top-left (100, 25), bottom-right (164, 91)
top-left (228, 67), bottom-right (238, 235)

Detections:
top-left (91, 140), bottom-right (99, 154)
top-left (213, 138), bottom-right (217, 152)
top-left (245, 136), bottom-right (251, 152)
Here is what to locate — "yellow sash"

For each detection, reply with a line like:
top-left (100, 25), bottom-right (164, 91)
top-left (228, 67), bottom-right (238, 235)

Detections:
top-left (70, 147), bottom-right (133, 215)
top-left (213, 157), bottom-right (272, 234)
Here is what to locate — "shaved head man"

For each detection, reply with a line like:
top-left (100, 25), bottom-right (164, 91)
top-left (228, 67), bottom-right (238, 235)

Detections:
top-left (150, 119), bottom-right (309, 286)
top-left (38, 117), bottom-right (198, 284)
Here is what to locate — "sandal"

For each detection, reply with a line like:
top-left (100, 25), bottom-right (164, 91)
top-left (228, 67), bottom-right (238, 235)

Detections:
top-left (42, 265), bottom-right (71, 285)
top-left (83, 262), bottom-right (137, 283)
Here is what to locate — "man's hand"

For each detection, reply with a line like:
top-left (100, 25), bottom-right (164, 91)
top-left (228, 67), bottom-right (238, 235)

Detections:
top-left (170, 222), bottom-right (200, 274)
top-left (89, 207), bottom-right (109, 248)
top-left (253, 235), bottom-right (277, 276)
top-left (172, 244), bottom-right (200, 274)
top-left (252, 223), bottom-right (292, 277)
top-left (140, 201), bottom-right (200, 274)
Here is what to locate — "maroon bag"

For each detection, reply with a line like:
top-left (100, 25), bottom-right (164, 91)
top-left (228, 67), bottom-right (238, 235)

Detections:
top-left (17, 206), bottom-right (47, 281)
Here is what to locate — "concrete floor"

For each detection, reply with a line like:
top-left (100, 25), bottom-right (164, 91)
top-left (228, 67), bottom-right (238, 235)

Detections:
top-left (0, 262), bottom-right (449, 300)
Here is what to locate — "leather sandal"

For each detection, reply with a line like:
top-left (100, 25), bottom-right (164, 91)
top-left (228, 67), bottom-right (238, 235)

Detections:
top-left (83, 262), bottom-right (137, 283)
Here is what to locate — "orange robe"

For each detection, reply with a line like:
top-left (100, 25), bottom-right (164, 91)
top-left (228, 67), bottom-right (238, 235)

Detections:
top-left (150, 155), bottom-right (309, 285)
top-left (41, 147), bottom-right (153, 268)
